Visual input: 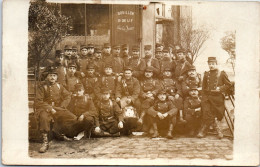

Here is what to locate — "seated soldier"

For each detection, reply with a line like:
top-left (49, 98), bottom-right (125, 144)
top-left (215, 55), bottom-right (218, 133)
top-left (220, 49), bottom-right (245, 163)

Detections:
top-left (183, 86), bottom-right (202, 137)
top-left (65, 62), bottom-right (81, 94)
top-left (115, 66), bottom-right (141, 135)
top-left (67, 83), bottom-right (98, 140)
top-left (182, 65), bottom-right (202, 98)
top-left (82, 64), bottom-right (98, 100)
top-left (138, 66), bottom-right (161, 134)
top-left (94, 88), bottom-right (124, 137)
top-left (94, 64), bottom-right (117, 102)
top-left (35, 67), bottom-right (77, 153)
top-left (147, 90), bottom-right (178, 138)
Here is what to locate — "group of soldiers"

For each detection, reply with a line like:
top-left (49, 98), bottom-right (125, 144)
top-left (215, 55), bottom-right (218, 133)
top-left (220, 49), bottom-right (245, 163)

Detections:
top-left (34, 42), bottom-right (233, 153)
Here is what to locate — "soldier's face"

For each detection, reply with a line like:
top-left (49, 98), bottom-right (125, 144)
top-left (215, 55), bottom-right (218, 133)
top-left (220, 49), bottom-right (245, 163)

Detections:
top-left (163, 71), bottom-right (172, 77)
top-left (145, 71), bottom-right (153, 78)
top-left (95, 53), bottom-right (102, 59)
top-left (103, 47), bottom-right (111, 54)
top-left (122, 48), bottom-right (129, 55)
top-left (88, 48), bottom-right (94, 54)
top-left (177, 53), bottom-right (185, 60)
top-left (65, 49), bottom-right (72, 56)
top-left (87, 68), bottom-right (95, 75)
top-left (77, 89), bottom-right (85, 96)
top-left (208, 62), bottom-right (217, 70)
top-left (132, 51), bottom-right (139, 58)
top-left (81, 48), bottom-right (88, 56)
top-left (155, 52), bottom-right (162, 59)
top-left (102, 93), bottom-right (110, 101)
top-left (144, 49), bottom-right (152, 57)
top-left (189, 90), bottom-right (198, 97)
top-left (158, 94), bottom-right (167, 101)
top-left (112, 48), bottom-right (120, 56)
top-left (104, 68), bottom-right (113, 75)
top-left (68, 67), bottom-right (76, 74)
top-left (124, 70), bottom-right (132, 79)
top-left (47, 74), bottom-right (57, 83)
top-left (163, 52), bottom-right (170, 58)
top-left (55, 56), bottom-right (64, 63)
top-left (188, 70), bottom-right (197, 77)
top-left (72, 50), bottom-right (78, 56)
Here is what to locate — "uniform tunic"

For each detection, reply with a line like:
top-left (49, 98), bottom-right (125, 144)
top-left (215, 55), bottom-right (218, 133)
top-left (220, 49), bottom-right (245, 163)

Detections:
top-left (82, 74), bottom-right (98, 100)
top-left (159, 57), bottom-right (176, 77)
top-left (94, 75), bottom-right (117, 100)
top-left (53, 63), bottom-right (67, 86)
top-left (127, 57), bottom-right (143, 79)
top-left (139, 58), bottom-right (160, 77)
top-left (113, 56), bottom-right (124, 74)
top-left (65, 75), bottom-right (80, 93)
top-left (182, 75), bottom-right (202, 97)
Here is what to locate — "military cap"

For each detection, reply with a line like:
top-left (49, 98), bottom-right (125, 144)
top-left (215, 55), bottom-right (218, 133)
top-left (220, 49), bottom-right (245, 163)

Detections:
top-left (68, 62), bottom-right (77, 68)
top-left (55, 50), bottom-right (64, 57)
top-left (144, 45), bottom-right (152, 50)
top-left (104, 63), bottom-right (113, 69)
top-left (74, 83), bottom-right (84, 91)
top-left (87, 43), bottom-right (94, 48)
top-left (101, 88), bottom-right (111, 94)
top-left (189, 85), bottom-right (198, 91)
top-left (155, 48), bottom-right (162, 53)
top-left (132, 45), bottom-right (140, 51)
top-left (112, 44), bottom-right (121, 49)
top-left (157, 89), bottom-right (167, 95)
top-left (156, 43), bottom-right (163, 48)
top-left (103, 43), bottom-right (111, 48)
top-left (207, 57), bottom-right (217, 63)
top-left (122, 44), bottom-right (129, 49)
top-left (48, 66), bottom-right (58, 75)
top-left (163, 67), bottom-right (172, 72)
top-left (145, 66), bottom-right (154, 72)
top-left (94, 47), bottom-right (102, 53)
top-left (176, 48), bottom-right (185, 54)
top-left (163, 48), bottom-right (169, 53)
top-left (124, 66), bottom-right (132, 71)
top-left (72, 46), bottom-right (78, 51)
top-left (80, 45), bottom-right (88, 50)
top-left (64, 45), bottom-right (72, 50)
top-left (187, 65), bottom-right (196, 71)
top-left (86, 64), bottom-right (95, 69)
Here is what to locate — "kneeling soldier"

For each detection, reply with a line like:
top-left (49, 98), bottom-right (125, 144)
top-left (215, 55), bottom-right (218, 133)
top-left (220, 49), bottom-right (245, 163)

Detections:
top-left (147, 90), bottom-right (178, 138)
top-left (67, 83), bottom-right (98, 139)
top-left (183, 86), bottom-right (202, 136)
top-left (95, 88), bottom-right (124, 137)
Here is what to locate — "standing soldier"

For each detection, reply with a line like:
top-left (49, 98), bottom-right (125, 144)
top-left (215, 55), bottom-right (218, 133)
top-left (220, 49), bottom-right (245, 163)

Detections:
top-left (147, 90), bottom-right (178, 138)
top-left (138, 67), bottom-right (161, 133)
top-left (121, 44), bottom-right (131, 65)
top-left (197, 57), bottom-right (232, 139)
top-left (115, 66), bottom-right (141, 135)
top-left (159, 48), bottom-right (176, 77)
top-left (94, 88), bottom-right (124, 137)
top-left (79, 44), bottom-right (89, 74)
top-left (52, 50), bottom-right (67, 86)
top-left (174, 48), bottom-right (192, 82)
top-left (183, 86), bottom-right (202, 136)
top-left (155, 48), bottom-right (163, 63)
top-left (93, 47), bottom-right (103, 76)
top-left (112, 44), bottom-right (124, 76)
top-left (67, 83), bottom-right (98, 140)
top-left (101, 43), bottom-right (114, 74)
top-left (82, 64), bottom-right (98, 100)
top-left (65, 63), bottom-right (81, 94)
top-left (35, 67), bottom-right (76, 153)
top-left (63, 45), bottom-right (73, 68)
top-left (127, 45), bottom-right (143, 79)
top-left (182, 65), bottom-right (202, 98)
top-left (139, 45), bottom-right (160, 78)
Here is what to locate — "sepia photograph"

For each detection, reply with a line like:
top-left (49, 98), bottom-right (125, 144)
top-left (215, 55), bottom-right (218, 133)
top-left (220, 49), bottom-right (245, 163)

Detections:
top-left (2, 0), bottom-right (259, 165)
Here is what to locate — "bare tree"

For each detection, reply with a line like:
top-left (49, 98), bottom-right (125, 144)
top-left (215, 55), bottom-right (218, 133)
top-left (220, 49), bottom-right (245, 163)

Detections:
top-left (220, 31), bottom-right (236, 74)
top-left (179, 16), bottom-right (210, 64)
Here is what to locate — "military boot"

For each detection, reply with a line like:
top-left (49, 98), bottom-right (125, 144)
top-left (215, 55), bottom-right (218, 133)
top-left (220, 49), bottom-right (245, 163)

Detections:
top-left (39, 133), bottom-right (49, 153)
top-left (166, 124), bottom-right (173, 139)
top-left (151, 123), bottom-right (159, 138)
top-left (197, 124), bottom-right (207, 138)
top-left (214, 119), bottom-right (224, 139)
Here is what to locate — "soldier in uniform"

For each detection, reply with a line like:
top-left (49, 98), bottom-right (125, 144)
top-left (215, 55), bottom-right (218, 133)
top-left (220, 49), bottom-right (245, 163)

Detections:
top-left (64, 62), bottom-right (81, 94)
top-left (79, 44), bottom-right (89, 74)
top-left (93, 47), bottom-right (103, 76)
top-left (182, 65), bottom-right (202, 98)
top-left (63, 45), bottom-right (73, 68)
top-left (112, 44), bottom-right (124, 76)
top-left (147, 90), bottom-right (178, 138)
top-left (35, 67), bottom-right (76, 153)
top-left (94, 88), bottom-right (124, 137)
top-left (155, 43), bottom-right (164, 52)
top-left (159, 48), bottom-right (176, 77)
top-left (67, 83), bottom-right (98, 140)
top-left (82, 64), bottom-right (98, 100)
top-left (121, 44), bottom-right (131, 65)
top-left (155, 48), bottom-right (163, 63)
top-left (127, 45), bottom-right (143, 79)
top-left (138, 67), bottom-right (161, 133)
top-left (174, 48), bottom-right (192, 82)
top-left (139, 45), bottom-right (160, 78)
top-left (183, 86), bottom-right (202, 136)
top-left (101, 43), bottom-right (114, 74)
top-left (71, 46), bottom-right (80, 70)
top-left (94, 64), bottom-right (117, 101)
top-left (51, 50), bottom-right (67, 86)
top-left (197, 57), bottom-right (232, 139)
top-left (115, 66), bottom-right (141, 135)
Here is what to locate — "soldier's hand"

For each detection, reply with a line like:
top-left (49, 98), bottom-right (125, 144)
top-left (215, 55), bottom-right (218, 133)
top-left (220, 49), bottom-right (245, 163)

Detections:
top-left (78, 115), bottom-right (84, 121)
top-left (157, 112), bottom-right (164, 120)
top-left (168, 96), bottom-right (174, 101)
top-left (175, 94), bottom-right (179, 99)
top-left (51, 108), bottom-right (56, 115)
top-left (118, 121), bottom-right (124, 129)
top-left (81, 72), bottom-right (85, 77)
top-left (163, 113), bottom-right (168, 117)
top-left (195, 107), bottom-right (201, 112)
top-left (216, 87), bottom-right (220, 92)
top-left (95, 127), bottom-right (101, 133)
top-left (116, 97), bottom-right (121, 102)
